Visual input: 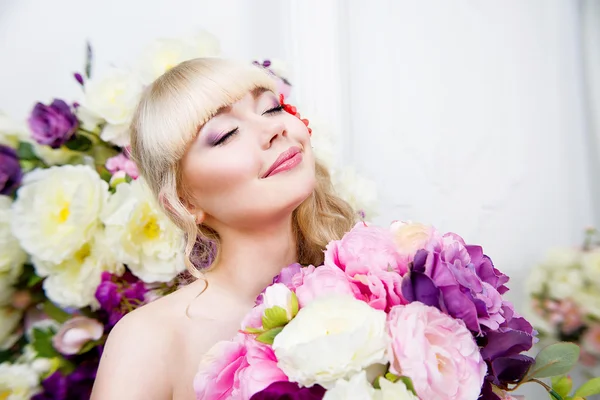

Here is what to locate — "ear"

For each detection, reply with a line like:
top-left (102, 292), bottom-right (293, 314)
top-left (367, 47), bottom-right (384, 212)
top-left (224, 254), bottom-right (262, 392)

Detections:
top-left (193, 209), bottom-right (206, 225)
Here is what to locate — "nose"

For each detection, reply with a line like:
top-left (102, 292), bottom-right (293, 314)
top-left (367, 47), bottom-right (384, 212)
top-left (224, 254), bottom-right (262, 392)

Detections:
top-left (260, 119), bottom-right (286, 149)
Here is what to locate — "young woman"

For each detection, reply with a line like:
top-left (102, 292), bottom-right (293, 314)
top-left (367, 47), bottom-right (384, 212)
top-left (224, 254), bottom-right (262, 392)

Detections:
top-left (90, 58), bottom-right (356, 399)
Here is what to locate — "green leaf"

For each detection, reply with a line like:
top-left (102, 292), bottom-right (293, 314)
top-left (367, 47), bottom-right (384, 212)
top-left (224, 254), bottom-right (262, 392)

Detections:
top-left (548, 389), bottom-right (564, 400)
top-left (242, 327), bottom-right (264, 334)
top-left (17, 142), bottom-right (39, 160)
top-left (42, 301), bottom-right (71, 324)
top-left (291, 292), bottom-right (299, 318)
top-left (528, 342), bottom-right (580, 379)
top-left (26, 273), bottom-right (44, 288)
top-left (384, 372), bottom-right (400, 383)
top-left (77, 339), bottom-right (102, 355)
top-left (574, 377), bottom-right (600, 397)
top-left (552, 375), bottom-right (573, 398)
top-left (256, 327), bottom-right (284, 345)
top-left (262, 306), bottom-right (288, 330)
top-left (32, 327), bottom-right (59, 358)
top-left (397, 376), bottom-right (417, 395)
top-left (65, 134), bottom-right (92, 152)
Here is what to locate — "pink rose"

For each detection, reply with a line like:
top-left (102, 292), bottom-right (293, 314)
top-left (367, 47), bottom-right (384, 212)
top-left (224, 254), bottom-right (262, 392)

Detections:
top-left (241, 303), bottom-right (266, 331)
top-left (238, 338), bottom-right (288, 399)
top-left (194, 337), bottom-right (248, 399)
top-left (295, 265), bottom-right (362, 307)
top-left (324, 222), bottom-right (407, 276)
top-left (352, 269), bottom-right (408, 312)
top-left (386, 302), bottom-right (487, 400)
top-left (105, 153), bottom-right (139, 179)
top-left (52, 316), bottom-right (103, 355)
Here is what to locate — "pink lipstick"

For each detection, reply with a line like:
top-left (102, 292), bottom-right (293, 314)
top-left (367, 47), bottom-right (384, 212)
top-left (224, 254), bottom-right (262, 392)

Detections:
top-left (263, 146), bottom-right (303, 178)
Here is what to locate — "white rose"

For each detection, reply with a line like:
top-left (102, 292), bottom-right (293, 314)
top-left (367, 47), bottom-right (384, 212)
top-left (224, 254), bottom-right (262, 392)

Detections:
top-left (0, 362), bottom-right (40, 400)
top-left (573, 289), bottom-right (600, 319)
top-left (525, 265), bottom-right (547, 296)
top-left (10, 165), bottom-right (108, 265)
top-left (272, 295), bottom-right (388, 388)
top-left (82, 68), bottom-right (144, 146)
top-left (0, 307), bottom-right (22, 350)
top-left (323, 371), bottom-right (376, 400)
top-left (582, 250), bottom-right (600, 286)
top-left (31, 144), bottom-right (81, 166)
top-left (101, 179), bottom-right (185, 282)
top-left (137, 31), bottom-right (220, 84)
top-left (0, 196), bottom-right (26, 283)
top-left (331, 167), bottom-right (379, 218)
top-left (0, 113), bottom-right (29, 148)
top-left (375, 377), bottom-right (419, 400)
top-left (548, 268), bottom-right (584, 300)
top-left (308, 118), bottom-right (338, 171)
top-left (541, 248), bottom-right (581, 271)
top-left (263, 283), bottom-right (295, 320)
top-left (32, 232), bottom-right (122, 309)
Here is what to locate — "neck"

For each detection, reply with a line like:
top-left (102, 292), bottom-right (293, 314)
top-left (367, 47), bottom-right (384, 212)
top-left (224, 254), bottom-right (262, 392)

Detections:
top-left (203, 216), bottom-right (297, 304)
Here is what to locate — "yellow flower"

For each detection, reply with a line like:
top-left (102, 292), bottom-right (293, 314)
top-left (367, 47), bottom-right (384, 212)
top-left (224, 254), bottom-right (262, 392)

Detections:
top-left (10, 165), bottom-right (108, 265)
top-left (101, 179), bottom-right (185, 282)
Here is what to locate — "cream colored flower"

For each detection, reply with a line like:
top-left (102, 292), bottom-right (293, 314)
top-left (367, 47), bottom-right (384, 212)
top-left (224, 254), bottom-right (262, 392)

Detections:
top-left (376, 377), bottom-right (419, 400)
top-left (0, 308), bottom-right (22, 350)
top-left (273, 295), bottom-right (388, 389)
top-left (31, 144), bottom-right (81, 166)
top-left (331, 167), bottom-right (379, 218)
top-left (137, 31), bottom-right (220, 84)
top-left (32, 232), bottom-right (122, 309)
top-left (0, 114), bottom-right (29, 149)
top-left (323, 371), bottom-right (375, 400)
top-left (0, 196), bottom-right (26, 284)
top-left (82, 68), bottom-right (144, 146)
top-left (10, 165), bottom-right (108, 265)
top-left (0, 362), bottom-right (40, 400)
top-left (548, 268), bottom-right (584, 300)
top-left (541, 248), bottom-right (581, 271)
top-left (101, 179), bottom-right (185, 282)
top-left (582, 250), bottom-right (600, 286)
top-left (573, 289), bottom-right (600, 319)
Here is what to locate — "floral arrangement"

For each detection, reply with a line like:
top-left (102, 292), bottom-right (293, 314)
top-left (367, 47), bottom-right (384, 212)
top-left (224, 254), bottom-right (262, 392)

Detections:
top-left (527, 228), bottom-right (600, 370)
top-left (0, 30), bottom-right (377, 399)
top-left (194, 221), bottom-right (600, 400)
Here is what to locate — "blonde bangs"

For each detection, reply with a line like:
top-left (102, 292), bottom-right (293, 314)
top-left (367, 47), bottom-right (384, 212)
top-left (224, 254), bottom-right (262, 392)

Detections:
top-left (132, 58), bottom-right (276, 167)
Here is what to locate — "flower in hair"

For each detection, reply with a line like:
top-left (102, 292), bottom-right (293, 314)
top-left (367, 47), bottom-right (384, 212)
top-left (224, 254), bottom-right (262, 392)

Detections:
top-left (279, 94), bottom-right (312, 136)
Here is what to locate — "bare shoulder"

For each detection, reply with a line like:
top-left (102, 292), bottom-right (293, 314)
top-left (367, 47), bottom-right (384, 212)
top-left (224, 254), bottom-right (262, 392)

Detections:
top-left (91, 293), bottom-right (180, 400)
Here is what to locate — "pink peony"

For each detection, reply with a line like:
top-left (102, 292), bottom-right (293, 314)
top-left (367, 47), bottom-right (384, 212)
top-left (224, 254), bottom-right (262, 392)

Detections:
top-left (193, 337), bottom-right (248, 399)
top-left (294, 265), bottom-right (362, 307)
top-left (238, 338), bottom-right (288, 399)
top-left (324, 222), bottom-right (407, 276)
top-left (351, 269), bottom-right (408, 312)
top-left (386, 302), bottom-right (487, 400)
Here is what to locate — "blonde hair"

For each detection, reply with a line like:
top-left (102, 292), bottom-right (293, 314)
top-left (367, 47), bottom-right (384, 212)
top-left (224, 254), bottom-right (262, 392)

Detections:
top-left (130, 58), bottom-right (356, 278)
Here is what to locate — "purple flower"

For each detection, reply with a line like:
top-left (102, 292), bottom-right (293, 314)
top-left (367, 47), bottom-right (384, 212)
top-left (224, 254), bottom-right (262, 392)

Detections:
top-left (250, 381), bottom-right (326, 400)
top-left (0, 145), bottom-right (22, 195)
top-left (28, 99), bottom-right (78, 148)
top-left (95, 271), bottom-right (148, 327)
top-left (402, 235), bottom-right (511, 334)
top-left (33, 361), bottom-right (97, 400)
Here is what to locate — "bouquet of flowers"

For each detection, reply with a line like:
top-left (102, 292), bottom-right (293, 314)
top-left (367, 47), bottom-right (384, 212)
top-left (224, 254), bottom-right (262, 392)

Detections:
top-left (194, 222), bottom-right (600, 400)
top-left (527, 228), bottom-right (600, 370)
top-left (0, 30), bottom-right (377, 399)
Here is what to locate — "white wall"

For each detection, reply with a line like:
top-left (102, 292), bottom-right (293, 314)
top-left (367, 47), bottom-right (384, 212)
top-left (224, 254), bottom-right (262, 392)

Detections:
top-left (0, 1), bottom-right (596, 396)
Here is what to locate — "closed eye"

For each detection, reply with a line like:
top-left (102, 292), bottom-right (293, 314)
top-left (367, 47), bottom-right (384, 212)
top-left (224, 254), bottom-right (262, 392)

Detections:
top-left (213, 128), bottom-right (239, 146)
top-left (263, 105), bottom-right (283, 115)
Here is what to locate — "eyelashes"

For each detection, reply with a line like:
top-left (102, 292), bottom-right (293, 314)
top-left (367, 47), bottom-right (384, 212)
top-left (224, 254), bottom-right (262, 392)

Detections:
top-left (212, 104), bottom-right (284, 147)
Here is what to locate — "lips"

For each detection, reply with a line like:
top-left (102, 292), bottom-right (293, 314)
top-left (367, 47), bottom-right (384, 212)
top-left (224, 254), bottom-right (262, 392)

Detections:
top-left (262, 146), bottom-right (302, 178)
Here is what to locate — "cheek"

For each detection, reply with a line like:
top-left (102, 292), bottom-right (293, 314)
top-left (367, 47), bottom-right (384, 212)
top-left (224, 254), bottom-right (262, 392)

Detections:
top-left (183, 148), bottom-right (259, 205)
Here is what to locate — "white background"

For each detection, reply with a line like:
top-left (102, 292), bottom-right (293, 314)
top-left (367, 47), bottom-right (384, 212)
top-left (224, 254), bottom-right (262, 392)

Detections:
top-left (1, 1), bottom-right (598, 397)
